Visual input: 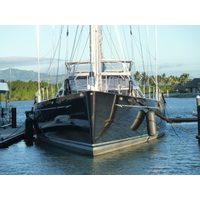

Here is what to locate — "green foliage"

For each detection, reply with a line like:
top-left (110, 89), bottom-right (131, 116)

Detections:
top-left (1, 72), bottom-right (192, 101)
top-left (4, 80), bottom-right (62, 101)
top-left (139, 85), bottom-right (173, 93)
top-left (133, 71), bottom-right (191, 86)
top-left (135, 72), bottom-right (191, 93)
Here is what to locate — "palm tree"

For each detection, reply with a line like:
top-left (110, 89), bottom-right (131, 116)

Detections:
top-left (179, 73), bottom-right (190, 85)
top-left (161, 73), bottom-right (166, 84)
top-left (133, 71), bottom-right (140, 85)
top-left (157, 75), bottom-right (162, 84)
top-left (149, 75), bottom-right (155, 86)
top-left (141, 72), bottom-right (148, 94)
top-left (141, 72), bottom-right (148, 86)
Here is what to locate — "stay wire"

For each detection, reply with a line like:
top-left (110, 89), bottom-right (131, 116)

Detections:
top-left (55, 25), bottom-right (64, 91)
top-left (104, 26), bottom-right (121, 60)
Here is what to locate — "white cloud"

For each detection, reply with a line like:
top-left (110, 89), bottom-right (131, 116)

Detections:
top-left (0, 56), bottom-right (57, 69)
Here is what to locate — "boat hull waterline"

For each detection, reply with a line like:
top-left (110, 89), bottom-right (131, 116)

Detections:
top-left (34, 91), bottom-right (166, 156)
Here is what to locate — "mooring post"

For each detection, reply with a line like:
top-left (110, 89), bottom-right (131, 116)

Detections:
top-left (11, 107), bottom-right (17, 128)
top-left (196, 95), bottom-right (200, 142)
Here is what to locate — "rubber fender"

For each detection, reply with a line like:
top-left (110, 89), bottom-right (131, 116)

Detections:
top-left (25, 117), bottom-right (34, 139)
top-left (146, 111), bottom-right (157, 136)
top-left (130, 110), bottom-right (146, 131)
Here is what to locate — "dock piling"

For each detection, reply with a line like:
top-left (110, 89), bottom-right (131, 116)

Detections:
top-left (196, 95), bottom-right (200, 142)
top-left (11, 107), bottom-right (17, 128)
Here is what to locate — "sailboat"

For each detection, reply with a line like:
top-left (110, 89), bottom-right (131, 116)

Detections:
top-left (0, 79), bottom-right (12, 128)
top-left (29, 25), bottom-right (166, 156)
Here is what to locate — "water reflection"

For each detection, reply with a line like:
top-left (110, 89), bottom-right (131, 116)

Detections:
top-left (1, 98), bottom-right (200, 175)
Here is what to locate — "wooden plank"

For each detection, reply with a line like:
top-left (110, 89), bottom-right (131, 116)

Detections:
top-left (0, 126), bottom-right (25, 148)
top-left (167, 118), bottom-right (198, 123)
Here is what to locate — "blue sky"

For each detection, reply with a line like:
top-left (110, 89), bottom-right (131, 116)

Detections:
top-left (0, 25), bottom-right (200, 78)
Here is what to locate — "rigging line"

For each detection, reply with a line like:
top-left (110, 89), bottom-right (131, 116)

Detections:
top-left (155, 25), bottom-right (159, 101)
top-left (74, 25), bottom-right (85, 62)
top-left (104, 26), bottom-right (121, 60)
top-left (138, 26), bottom-right (146, 97)
top-left (36, 25), bottom-right (41, 103)
top-left (77, 34), bottom-right (90, 65)
top-left (72, 34), bottom-right (90, 80)
top-left (130, 29), bottom-right (143, 60)
top-left (70, 25), bottom-right (79, 62)
top-left (65, 25), bottom-right (69, 62)
top-left (145, 26), bottom-right (150, 98)
top-left (146, 25), bottom-right (154, 76)
top-left (131, 27), bottom-right (155, 61)
top-left (138, 26), bottom-right (145, 72)
top-left (129, 26), bottom-right (135, 62)
top-left (122, 26), bottom-right (130, 60)
top-left (56, 25), bottom-right (64, 92)
top-left (103, 26), bottom-right (126, 73)
top-left (114, 25), bottom-right (127, 61)
top-left (42, 32), bottom-right (64, 83)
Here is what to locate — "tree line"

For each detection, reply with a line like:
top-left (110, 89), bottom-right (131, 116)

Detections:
top-left (134, 71), bottom-right (190, 86)
top-left (134, 71), bottom-right (190, 93)
top-left (3, 80), bottom-right (62, 101)
top-left (1, 73), bottom-right (190, 101)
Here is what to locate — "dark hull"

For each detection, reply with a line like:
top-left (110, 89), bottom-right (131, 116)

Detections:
top-left (34, 91), bottom-right (166, 156)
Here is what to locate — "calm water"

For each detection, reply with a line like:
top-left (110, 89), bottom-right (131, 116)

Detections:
top-left (0, 98), bottom-right (200, 175)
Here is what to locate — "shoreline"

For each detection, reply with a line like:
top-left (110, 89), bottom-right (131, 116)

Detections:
top-left (165, 93), bottom-right (199, 98)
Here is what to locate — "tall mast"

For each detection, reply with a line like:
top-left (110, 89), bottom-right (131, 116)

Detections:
top-left (36, 25), bottom-right (41, 103)
top-left (155, 25), bottom-right (159, 101)
top-left (90, 25), bottom-right (102, 91)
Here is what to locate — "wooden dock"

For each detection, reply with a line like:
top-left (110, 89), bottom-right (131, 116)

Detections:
top-left (0, 126), bottom-right (25, 148)
top-left (167, 118), bottom-right (198, 123)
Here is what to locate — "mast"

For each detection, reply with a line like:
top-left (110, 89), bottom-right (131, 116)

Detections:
top-left (90, 25), bottom-right (102, 91)
top-left (36, 25), bottom-right (41, 103)
top-left (155, 25), bottom-right (159, 101)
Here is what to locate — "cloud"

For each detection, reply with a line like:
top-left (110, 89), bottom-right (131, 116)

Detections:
top-left (159, 63), bottom-right (184, 69)
top-left (176, 63), bottom-right (184, 67)
top-left (159, 64), bottom-right (171, 69)
top-left (0, 56), bottom-right (51, 69)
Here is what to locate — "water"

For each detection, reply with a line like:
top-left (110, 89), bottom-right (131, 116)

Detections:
top-left (0, 98), bottom-right (200, 175)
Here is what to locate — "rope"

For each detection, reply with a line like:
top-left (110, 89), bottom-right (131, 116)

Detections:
top-left (0, 122), bottom-right (25, 141)
top-left (134, 97), bottom-right (198, 138)
top-left (165, 106), bottom-right (197, 139)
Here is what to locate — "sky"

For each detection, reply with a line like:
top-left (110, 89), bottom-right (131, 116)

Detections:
top-left (0, 25), bottom-right (200, 79)
top-left (0, 1), bottom-right (200, 79)
top-left (1, 0), bottom-right (200, 196)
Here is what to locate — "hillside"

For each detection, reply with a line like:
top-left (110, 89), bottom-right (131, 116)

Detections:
top-left (0, 68), bottom-right (66, 83)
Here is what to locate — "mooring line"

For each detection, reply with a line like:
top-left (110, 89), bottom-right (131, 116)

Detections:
top-left (165, 106), bottom-right (197, 139)
top-left (1, 122), bottom-right (25, 140)
top-left (135, 98), bottom-right (198, 139)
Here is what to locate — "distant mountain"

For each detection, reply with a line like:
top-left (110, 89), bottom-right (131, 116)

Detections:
top-left (0, 68), bottom-right (66, 83)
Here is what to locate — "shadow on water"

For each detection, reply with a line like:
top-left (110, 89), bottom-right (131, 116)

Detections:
top-left (20, 137), bottom-right (167, 175)
top-left (1, 122), bottom-right (200, 175)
